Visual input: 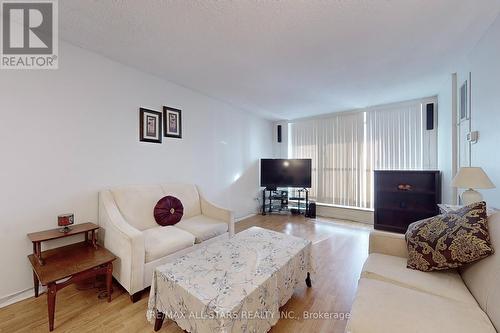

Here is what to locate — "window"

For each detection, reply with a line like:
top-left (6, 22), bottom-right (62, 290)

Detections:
top-left (289, 99), bottom-right (437, 209)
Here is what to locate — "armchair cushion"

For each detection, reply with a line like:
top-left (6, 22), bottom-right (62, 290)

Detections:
top-left (175, 215), bottom-right (228, 243)
top-left (143, 226), bottom-right (195, 263)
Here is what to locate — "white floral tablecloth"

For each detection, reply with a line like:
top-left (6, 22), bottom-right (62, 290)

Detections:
top-left (147, 226), bottom-right (313, 333)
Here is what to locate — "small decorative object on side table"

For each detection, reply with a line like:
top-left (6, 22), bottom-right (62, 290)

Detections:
top-left (27, 222), bottom-right (116, 331)
top-left (57, 213), bottom-right (74, 233)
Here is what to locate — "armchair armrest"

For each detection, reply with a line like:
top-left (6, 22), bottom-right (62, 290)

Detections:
top-left (369, 230), bottom-right (408, 258)
top-left (98, 190), bottom-right (145, 294)
top-left (200, 195), bottom-right (235, 236)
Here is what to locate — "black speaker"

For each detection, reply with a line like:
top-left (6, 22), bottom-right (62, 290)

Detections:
top-left (306, 202), bottom-right (316, 218)
top-left (426, 103), bottom-right (434, 130)
top-left (277, 125), bottom-right (282, 143)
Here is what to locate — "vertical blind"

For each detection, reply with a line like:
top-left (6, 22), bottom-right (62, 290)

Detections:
top-left (289, 99), bottom-right (437, 209)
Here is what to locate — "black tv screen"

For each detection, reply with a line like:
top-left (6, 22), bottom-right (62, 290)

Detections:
top-left (260, 159), bottom-right (312, 188)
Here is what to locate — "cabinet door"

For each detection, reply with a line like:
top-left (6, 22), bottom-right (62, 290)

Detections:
top-left (375, 209), bottom-right (436, 233)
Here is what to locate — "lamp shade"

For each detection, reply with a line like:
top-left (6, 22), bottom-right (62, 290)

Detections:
top-left (451, 167), bottom-right (495, 189)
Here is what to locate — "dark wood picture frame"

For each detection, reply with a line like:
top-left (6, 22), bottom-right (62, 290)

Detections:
top-left (163, 106), bottom-right (182, 139)
top-left (139, 108), bottom-right (162, 143)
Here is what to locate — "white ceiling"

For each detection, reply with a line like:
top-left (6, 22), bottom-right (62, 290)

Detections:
top-left (60, 1), bottom-right (500, 120)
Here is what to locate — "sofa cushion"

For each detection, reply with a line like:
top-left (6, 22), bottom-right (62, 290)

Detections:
top-left (160, 184), bottom-right (201, 219)
top-left (461, 211), bottom-right (500, 331)
top-left (143, 226), bottom-right (195, 263)
top-left (347, 278), bottom-right (496, 333)
top-left (175, 215), bottom-right (228, 243)
top-left (362, 253), bottom-right (477, 304)
top-left (111, 185), bottom-right (165, 231)
top-left (406, 201), bottom-right (494, 272)
top-left (154, 196), bottom-right (184, 226)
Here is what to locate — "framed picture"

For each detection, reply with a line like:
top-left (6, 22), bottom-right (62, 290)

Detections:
top-left (139, 108), bottom-right (162, 143)
top-left (458, 72), bottom-right (472, 168)
top-left (163, 106), bottom-right (182, 139)
top-left (459, 80), bottom-right (469, 121)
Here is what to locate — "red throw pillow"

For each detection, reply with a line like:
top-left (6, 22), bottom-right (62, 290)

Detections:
top-left (154, 196), bottom-right (184, 226)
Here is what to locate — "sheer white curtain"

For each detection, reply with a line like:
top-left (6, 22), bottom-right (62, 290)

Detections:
top-left (289, 118), bottom-right (319, 198)
top-left (366, 103), bottom-right (425, 171)
top-left (289, 99), bottom-right (437, 209)
top-left (290, 112), bottom-right (368, 207)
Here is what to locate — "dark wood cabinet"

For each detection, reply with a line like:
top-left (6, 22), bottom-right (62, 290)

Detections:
top-left (374, 170), bottom-right (441, 233)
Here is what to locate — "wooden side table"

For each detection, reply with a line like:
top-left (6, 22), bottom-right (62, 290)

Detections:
top-left (28, 222), bottom-right (99, 265)
top-left (27, 223), bottom-right (116, 331)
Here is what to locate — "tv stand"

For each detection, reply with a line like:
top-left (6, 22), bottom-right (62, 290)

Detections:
top-left (261, 188), bottom-right (309, 216)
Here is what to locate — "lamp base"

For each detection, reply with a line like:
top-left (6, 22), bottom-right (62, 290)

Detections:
top-left (461, 189), bottom-right (483, 205)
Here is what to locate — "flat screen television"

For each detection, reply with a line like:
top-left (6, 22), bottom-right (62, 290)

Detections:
top-left (260, 159), bottom-right (312, 188)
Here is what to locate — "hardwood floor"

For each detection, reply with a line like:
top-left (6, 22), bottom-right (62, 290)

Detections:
top-left (0, 215), bottom-right (371, 333)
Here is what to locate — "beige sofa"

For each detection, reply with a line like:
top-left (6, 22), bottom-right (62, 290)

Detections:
top-left (346, 212), bottom-right (500, 333)
top-left (98, 184), bottom-right (234, 301)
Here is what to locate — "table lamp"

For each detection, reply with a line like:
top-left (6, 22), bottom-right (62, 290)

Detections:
top-left (451, 167), bottom-right (495, 205)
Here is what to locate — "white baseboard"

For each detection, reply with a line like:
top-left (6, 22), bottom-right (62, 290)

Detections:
top-left (235, 213), bottom-right (256, 223)
top-left (0, 285), bottom-right (44, 309)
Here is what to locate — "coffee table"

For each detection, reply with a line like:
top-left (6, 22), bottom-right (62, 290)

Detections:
top-left (147, 226), bottom-right (312, 333)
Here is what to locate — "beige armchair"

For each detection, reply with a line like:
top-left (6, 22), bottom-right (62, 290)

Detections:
top-left (98, 183), bottom-right (234, 302)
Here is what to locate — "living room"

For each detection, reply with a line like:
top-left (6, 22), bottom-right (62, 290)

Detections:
top-left (1, 1), bottom-right (500, 332)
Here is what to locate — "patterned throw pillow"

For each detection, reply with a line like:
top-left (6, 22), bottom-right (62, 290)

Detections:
top-left (406, 201), bottom-right (494, 272)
